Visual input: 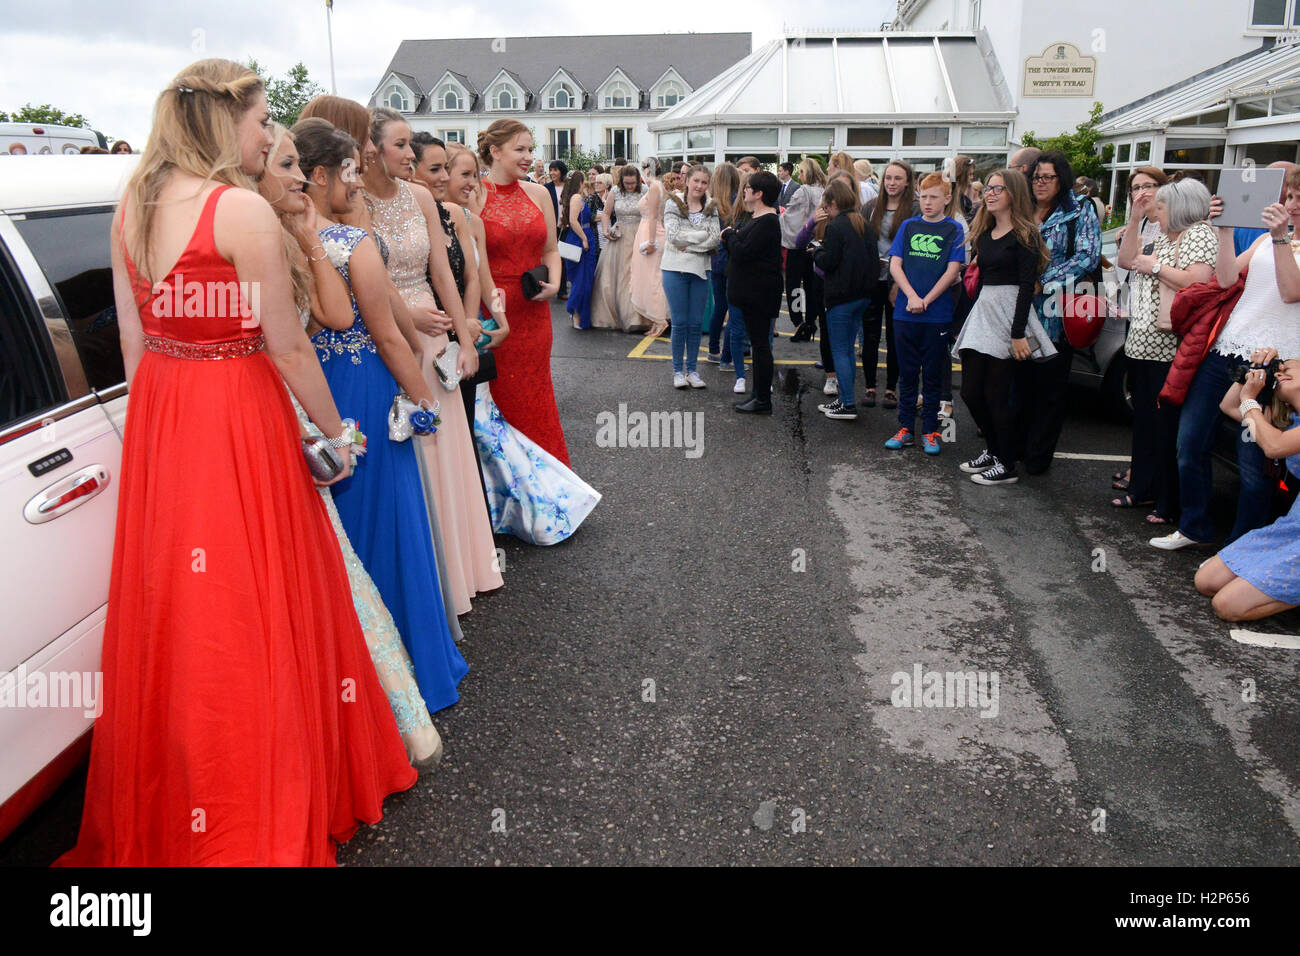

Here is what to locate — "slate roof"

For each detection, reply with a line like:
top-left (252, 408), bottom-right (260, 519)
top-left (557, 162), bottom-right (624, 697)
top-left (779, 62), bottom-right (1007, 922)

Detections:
top-left (370, 33), bottom-right (752, 113)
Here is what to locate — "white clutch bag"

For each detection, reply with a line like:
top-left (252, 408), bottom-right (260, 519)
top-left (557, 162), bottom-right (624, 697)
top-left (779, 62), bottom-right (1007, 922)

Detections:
top-left (558, 240), bottom-right (583, 262)
top-left (433, 341), bottom-right (463, 391)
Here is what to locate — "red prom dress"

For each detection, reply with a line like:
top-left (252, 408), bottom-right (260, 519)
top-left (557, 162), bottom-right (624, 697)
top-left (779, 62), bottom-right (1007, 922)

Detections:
top-left (56, 185), bottom-right (416, 866)
top-left (480, 179), bottom-right (571, 465)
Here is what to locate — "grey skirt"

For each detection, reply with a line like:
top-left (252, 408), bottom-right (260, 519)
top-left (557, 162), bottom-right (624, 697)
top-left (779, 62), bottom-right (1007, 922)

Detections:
top-left (951, 283), bottom-right (1058, 361)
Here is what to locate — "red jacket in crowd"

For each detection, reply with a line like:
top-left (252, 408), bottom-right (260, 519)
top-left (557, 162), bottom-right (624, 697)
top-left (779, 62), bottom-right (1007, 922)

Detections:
top-left (1159, 269), bottom-right (1249, 406)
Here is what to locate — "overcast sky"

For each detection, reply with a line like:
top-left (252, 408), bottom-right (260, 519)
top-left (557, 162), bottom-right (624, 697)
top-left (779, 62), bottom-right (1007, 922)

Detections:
top-left (1, 0), bottom-right (898, 145)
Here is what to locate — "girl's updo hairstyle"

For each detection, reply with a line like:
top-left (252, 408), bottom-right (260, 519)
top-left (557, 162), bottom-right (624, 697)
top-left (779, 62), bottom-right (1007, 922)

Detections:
top-left (477, 118), bottom-right (530, 167)
top-left (368, 106), bottom-right (406, 148)
top-left (299, 95), bottom-right (369, 150)
top-left (290, 117), bottom-right (358, 182)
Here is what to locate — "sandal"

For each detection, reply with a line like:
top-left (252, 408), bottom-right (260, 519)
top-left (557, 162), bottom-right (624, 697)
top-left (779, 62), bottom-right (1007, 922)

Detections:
top-left (1145, 512), bottom-right (1172, 525)
top-left (1111, 495), bottom-right (1154, 509)
top-left (861, 388), bottom-right (877, 408)
top-left (883, 390), bottom-right (898, 409)
top-left (1111, 469), bottom-right (1132, 491)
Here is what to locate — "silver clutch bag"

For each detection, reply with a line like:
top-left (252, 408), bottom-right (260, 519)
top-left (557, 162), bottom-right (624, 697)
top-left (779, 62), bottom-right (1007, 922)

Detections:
top-left (301, 436), bottom-right (344, 481)
top-left (433, 341), bottom-right (462, 391)
top-left (389, 393), bottom-right (419, 441)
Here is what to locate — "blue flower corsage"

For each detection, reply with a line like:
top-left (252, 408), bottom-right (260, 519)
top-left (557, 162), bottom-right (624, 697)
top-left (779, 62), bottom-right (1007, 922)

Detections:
top-left (410, 407), bottom-right (439, 435)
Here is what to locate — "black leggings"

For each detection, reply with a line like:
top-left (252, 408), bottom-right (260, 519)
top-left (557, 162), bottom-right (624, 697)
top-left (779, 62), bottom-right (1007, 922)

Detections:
top-left (741, 307), bottom-right (775, 403)
top-left (784, 248), bottom-right (806, 330)
top-left (861, 286), bottom-right (897, 391)
top-left (959, 349), bottom-right (1017, 469)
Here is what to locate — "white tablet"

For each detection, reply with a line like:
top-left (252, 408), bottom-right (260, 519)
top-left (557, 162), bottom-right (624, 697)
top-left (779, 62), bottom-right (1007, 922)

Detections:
top-left (1214, 167), bottom-right (1286, 229)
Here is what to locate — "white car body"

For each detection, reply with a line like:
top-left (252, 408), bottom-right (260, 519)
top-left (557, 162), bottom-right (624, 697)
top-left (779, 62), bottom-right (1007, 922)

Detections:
top-left (0, 155), bottom-right (136, 839)
top-left (0, 123), bottom-right (105, 156)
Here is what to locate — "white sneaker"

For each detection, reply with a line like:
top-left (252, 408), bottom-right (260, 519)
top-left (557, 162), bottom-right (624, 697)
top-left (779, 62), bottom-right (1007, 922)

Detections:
top-left (938, 401), bottom-right (954, 420)
top-left (1149, 530), bottom-right (1206, 551)
top-left (733, 377), bottom-right (747, 394)
top-left (673, 372), bottom-right (687, 389)
top-left (823, 377), bottom-right (839, 396)
top-left (686, 371), bottom-right (706, 389)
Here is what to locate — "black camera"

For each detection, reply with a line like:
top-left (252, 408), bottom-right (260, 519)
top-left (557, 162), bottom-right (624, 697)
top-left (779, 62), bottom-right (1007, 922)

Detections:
top-left (1230, 358), bottom-right (1281, 402)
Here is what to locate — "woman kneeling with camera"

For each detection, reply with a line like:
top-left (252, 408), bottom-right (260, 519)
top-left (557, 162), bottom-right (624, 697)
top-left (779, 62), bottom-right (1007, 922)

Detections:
top-left (1195, 347), bottom-right (1300, 621)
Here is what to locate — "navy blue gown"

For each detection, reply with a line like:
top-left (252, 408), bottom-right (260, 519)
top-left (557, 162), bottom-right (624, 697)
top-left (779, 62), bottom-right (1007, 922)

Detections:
top-left (564, 200), bottom-right (599, 329)
top-left (311, 223), bottom-right (467, 713)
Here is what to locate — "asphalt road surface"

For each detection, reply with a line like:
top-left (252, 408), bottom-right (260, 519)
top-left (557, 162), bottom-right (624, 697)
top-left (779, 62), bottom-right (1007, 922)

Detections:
top-left (4, 303), bottom-right (1299, 866)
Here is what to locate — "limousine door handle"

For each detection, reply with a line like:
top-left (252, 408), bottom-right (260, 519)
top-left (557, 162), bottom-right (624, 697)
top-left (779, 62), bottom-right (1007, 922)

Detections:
top-left (24, 466), bottom-right (111, 524)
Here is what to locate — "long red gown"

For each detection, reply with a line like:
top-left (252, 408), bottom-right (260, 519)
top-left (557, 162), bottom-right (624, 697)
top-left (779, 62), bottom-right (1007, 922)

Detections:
top-left (55, 185), bottom-right (416, 866)
top-left (480, 179), bottom-right (571, 465)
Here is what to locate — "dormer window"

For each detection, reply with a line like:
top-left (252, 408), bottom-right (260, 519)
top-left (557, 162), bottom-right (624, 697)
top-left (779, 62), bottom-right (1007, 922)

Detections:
top-left (605, 82), bottom-right (633, 109)
top-left (442, 90), bottom-right (461, 110)
top-left (656, 83), bottom-right (682, 109)
top-left (486, 72), bottom-right (526, 112)
top-left (549, 84), bottom-right (575, 109)
top-left (385, 85), bottom-right (411, 112)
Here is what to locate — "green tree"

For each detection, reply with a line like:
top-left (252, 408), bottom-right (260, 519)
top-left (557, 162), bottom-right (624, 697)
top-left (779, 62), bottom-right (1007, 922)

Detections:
top-left (244, 59), bottom-right (324, 127)
top-left (559, 145), bottom-right (606, 171)
top-left (0, 103), bottom-right (90, 128)
top-left (1021, 101), bottom-right (1106, 181)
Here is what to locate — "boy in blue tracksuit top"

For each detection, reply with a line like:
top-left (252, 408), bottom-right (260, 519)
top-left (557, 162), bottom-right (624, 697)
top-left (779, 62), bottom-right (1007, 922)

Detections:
top-left (885, 171), bottom-right (965, 455)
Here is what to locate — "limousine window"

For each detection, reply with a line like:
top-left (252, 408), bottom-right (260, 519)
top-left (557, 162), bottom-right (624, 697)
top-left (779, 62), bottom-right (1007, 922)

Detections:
top-left (14, 208), bottom-right (125, 393)
top-left (0, 261), bottom-right (59, 432)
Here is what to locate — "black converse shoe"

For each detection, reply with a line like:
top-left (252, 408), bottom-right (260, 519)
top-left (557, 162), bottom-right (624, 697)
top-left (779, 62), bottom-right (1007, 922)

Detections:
top-left (818, 399), bottom-right (858, 420)
top-left (959, 449), bottom-right (994, 474)
top-left (971, 459), bottom-right (1019, 485)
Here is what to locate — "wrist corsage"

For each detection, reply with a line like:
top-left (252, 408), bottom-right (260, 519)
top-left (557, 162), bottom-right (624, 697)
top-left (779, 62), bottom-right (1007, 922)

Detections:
top-left (409, 400), bottom-right (441, 436)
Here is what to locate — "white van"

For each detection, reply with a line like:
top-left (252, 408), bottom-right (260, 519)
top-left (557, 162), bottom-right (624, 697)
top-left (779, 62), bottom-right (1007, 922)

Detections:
top-left (0, 155), bottom-right (136, 840)
top-left (0, 123), bottom-right (106, 156)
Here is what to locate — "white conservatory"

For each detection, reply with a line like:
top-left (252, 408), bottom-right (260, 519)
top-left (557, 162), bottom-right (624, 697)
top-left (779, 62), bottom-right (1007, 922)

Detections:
top-left (647, 32), bottom-right (1017, 176)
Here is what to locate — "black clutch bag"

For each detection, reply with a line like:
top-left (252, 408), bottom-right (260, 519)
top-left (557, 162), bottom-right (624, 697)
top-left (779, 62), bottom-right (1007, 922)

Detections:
top-left (520, 265), bottom-right (549, 299)
top-left (462, 348), bottom-right (497, 386)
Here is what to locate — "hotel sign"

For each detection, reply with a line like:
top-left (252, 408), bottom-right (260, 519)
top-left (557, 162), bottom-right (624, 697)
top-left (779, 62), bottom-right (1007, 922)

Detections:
top-left (1023, 42), bottom-right (1097, 98)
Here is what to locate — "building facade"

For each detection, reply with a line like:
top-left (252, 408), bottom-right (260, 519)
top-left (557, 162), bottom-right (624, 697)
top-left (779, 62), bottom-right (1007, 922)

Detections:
top-left (369, 33), bottom-right (751, 164)
top-left (890, 0), bottom-right (1286, 142)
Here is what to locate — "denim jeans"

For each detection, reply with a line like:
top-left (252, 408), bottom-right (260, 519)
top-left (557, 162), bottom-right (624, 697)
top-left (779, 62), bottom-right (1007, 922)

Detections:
top-left (1176, 350), bottom-right (1274, 543)
top-left (895, 319), bottom-right (951, 435)
top-left (663, 269), bottom-right (709, 374)
top-left (728, 307), bottom-right (749, 381)
top-left (826, 298), bottom-right (868, 406)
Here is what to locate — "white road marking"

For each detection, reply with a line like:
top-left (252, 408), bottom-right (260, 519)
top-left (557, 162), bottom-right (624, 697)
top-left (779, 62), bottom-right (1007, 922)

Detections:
top-left (1229, 629), bottom-right (1300, 650)
top-left (1053, 452), bottom-right (1131, 462)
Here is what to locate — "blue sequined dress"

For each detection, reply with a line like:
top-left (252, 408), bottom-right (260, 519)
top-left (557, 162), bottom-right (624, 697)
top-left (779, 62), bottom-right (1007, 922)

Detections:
top-left (311, 223), bottom-right (467, 711)
top-left (1220, 415), bottom-right (1300, 605)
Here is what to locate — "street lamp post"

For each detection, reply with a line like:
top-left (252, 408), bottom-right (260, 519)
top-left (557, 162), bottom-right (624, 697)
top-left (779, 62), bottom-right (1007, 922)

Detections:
top-left (325, 0), bottom-right (337, 95)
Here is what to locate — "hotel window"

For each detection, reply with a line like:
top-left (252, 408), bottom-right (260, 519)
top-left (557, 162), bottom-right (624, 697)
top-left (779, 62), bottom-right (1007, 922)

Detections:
top-left (726, 128), bottom-right (778, 148)
top-left (656, 83), bottom-right (683, 109)
top-left (493, 87), bottom-right (518, 111)
top-left (439, 88), bottom-right (462, 111)
top-left (604, 83), bottom-right (634, 109)
top-left (686, 128), bottom-right (713, 149)
top-left (1249, 0), bottom-right (1297, 28)
top-left (1237, 98), bottom-right (1270, 120)
top-left (551, 129), bottom-right (576, 156)
top-left (1116, 143), bottom-right (1131, 163)
top-left (846, 127), bottom-right (892, 147)
top-left (1135, 141), bottom-right (1151, 162)
top-left (657, 132), bottom-right (684, 152)
top-left (902, 127), bottom-right (950, 147)
top-left (439, 129), bottom-right (465, 144)
top-left (548, 84), bottom-right (575, 110)
top-left (960, 127), bottom-right (1007, 148)
top-left (385, 85), bottom-right (410, 112)
top-left (790, 128), bottom-right (834, 149)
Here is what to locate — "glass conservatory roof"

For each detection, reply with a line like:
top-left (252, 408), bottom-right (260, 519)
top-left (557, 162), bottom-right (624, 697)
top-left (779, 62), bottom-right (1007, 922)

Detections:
top-left (649, 32), bottom-right (1014, 130)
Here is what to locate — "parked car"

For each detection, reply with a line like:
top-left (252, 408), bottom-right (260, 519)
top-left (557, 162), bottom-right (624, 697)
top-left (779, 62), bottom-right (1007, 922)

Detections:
top-left (0, 155), bottom-right (135, 841)
top-left (1068, 228), bottom-right (1132, 421)
top-left (0, 123), bottom-right (107, 156)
